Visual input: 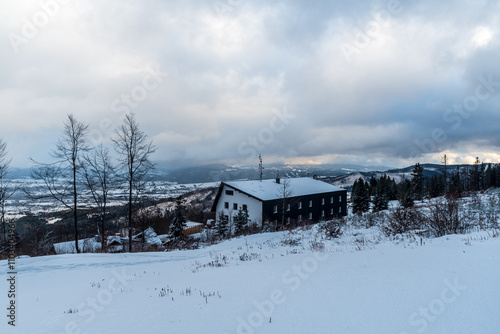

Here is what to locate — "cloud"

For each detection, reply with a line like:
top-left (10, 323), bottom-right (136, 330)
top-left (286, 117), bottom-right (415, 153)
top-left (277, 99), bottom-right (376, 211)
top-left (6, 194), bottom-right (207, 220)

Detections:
top-left (1, 0), bottom-right (499, 168)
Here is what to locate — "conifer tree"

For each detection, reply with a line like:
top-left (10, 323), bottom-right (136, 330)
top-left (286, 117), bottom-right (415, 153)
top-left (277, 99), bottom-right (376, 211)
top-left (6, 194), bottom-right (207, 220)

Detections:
top-left (170, 197), bottom-right (187, 239)
top-left (398, 177), bottom-right (414, 208)
top-left (411, 163), bottom-right (425, 201)
top-left (449, 167), bottom-right (462, 195)
top-left (234, 207), bottom-right (249, 236)
top-left (216, 211), bottom-right (229, 238)
top-left (372, 180), bottom-right (389, 212)
top-left (352, 177), bottom-right (369, 215)
top-left (485, 163), bottom-right (494, 189)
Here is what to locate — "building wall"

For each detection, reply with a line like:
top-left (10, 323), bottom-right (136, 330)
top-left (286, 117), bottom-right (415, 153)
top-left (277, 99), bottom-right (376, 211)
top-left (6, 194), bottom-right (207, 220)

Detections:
top-left (215, 184), bottom-right (263, 227)
top-left (262, 190), bottom-right (347, 224)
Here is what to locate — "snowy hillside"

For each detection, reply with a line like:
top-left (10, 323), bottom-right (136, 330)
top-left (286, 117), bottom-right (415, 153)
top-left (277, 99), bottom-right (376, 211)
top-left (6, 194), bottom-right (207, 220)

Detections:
top-left (332, 171), bottom-right (413, 190)
top-left (1, 222), bottom-right (500, 333)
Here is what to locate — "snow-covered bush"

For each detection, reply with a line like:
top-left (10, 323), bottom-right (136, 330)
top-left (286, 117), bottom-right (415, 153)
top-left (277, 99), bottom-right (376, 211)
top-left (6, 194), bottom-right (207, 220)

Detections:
top-left (320, 219), bottom-right (343, 239)
top-left (381, 207), bottom-right (426, 237)
top-left (281, 231), bottom-right (302, 247)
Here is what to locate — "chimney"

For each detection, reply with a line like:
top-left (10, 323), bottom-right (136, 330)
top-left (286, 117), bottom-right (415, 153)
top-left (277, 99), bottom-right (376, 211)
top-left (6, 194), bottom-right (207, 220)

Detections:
top-left (275, 171), bottom-right (280, 184)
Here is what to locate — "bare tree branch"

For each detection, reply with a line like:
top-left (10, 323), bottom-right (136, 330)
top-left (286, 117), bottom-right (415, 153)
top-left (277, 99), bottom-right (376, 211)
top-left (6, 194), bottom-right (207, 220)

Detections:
top-left (113, 113), bottom-right (156, 252)
top-left (0, 139), bottom-right (19, 247)
top-left (81, 145), bottom-right (116, 250)
top-left (27, 114), bottom-right (89, 253)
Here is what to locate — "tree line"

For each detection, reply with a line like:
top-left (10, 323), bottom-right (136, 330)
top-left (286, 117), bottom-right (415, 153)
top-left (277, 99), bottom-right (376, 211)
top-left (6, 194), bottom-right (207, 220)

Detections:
top-left (352, 160), bottom-right (500, 215)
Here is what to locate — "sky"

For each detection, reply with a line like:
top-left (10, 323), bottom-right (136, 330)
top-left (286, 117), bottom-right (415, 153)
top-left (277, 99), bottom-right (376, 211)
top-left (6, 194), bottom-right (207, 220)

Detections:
top-left (1, 0), bottom-right (500, 169)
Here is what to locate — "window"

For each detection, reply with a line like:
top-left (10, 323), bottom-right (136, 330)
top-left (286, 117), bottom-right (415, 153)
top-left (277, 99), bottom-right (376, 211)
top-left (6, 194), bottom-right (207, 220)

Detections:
top-left (225, 190), bottom-right (234, 196)
top-left (298, 202), bottom-right (302, 209)
top-left (308, 212), bottom-right (312, 220)
top-left (321, 210), bottom-right (325, 217)
top-left (298, 215), bottom-right (302, 222)
top-left (224, 202), bottom-right (229, 209)
top-left (309, 200), bottom-right (312, 207)
top-left (339, 207), bottom-right (342, 213)
top-left (233, 203), bottom-right (238, 210)
top-left (286, 203), bottom-right (290, 211)
top-left (330, 208), bottom-right (334, 215)
top-left (242, 204), bottom-right (247, 211)
top-left (331, 197), bottom-right (334, 204)
top-left (273, 205), bottom-right (278, 213)
top-left (339, 196), bottom-right (342, 202)
top-left (321, 198), bottom-right (325, 205)
top-left (287, 217), bottom-right (291, 225)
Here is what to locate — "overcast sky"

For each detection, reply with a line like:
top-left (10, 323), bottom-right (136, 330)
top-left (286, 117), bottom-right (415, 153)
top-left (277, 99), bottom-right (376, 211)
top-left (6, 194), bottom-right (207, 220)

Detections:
top-left (1, 0), bottom-right (500, 169)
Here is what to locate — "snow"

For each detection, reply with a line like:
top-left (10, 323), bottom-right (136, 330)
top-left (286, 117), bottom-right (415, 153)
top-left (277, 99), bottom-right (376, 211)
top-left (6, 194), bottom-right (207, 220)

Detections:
top-left (2, 223), bottom-right (500, 333)
top-left (53, 237), bottom-right (101, 254)
top-left (132, 227), bottom-right (162, 247)
top-left (185, 221), bottom-right (203, 228)
top-left (225, 177), bottom-right (345, 201)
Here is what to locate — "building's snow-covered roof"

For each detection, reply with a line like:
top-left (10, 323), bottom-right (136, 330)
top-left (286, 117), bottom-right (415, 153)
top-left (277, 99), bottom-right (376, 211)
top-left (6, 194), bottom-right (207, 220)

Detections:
top-left (185, 221), bottom-right (203, 228)
top-left (224, 178), bottom-right (345, 201)
top-left (53, 237), bottom-right (101, 254)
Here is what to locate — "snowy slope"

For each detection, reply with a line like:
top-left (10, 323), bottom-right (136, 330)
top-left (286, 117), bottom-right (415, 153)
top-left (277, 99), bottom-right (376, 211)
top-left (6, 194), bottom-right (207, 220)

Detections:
top-left (1, 225), bottom-right (500, 334)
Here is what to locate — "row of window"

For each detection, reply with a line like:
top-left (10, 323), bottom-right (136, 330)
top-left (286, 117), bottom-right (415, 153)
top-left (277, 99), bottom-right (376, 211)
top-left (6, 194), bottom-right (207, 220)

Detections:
top-left (224, 202), bottom-right (247, 211)
top-left (274, 206), bottom-right (342, 215)
top-left (274, 196), bottom-right (342, 213)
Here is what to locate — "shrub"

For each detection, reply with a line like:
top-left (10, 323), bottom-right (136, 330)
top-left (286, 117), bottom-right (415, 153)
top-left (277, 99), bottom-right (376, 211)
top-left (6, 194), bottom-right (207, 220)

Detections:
top-left (382, 207), bottom-right (426, 236)
top-left (425, 196), bottom-right (464, 237)
top-left (321, 219), bottom-right (343, 239)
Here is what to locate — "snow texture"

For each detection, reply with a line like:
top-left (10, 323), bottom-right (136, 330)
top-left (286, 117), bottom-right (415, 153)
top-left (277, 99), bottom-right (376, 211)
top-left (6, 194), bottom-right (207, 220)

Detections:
top-left (2, 223), bottom-right (500, 333)
top-left (225, 177), bottom-right (345, 201)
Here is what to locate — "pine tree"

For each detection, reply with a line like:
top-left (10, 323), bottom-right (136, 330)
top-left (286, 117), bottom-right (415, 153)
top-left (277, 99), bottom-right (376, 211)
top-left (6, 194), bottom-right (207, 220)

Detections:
top-left (352, 177), bottom-right (369, 215)
top-left (428, 174), bottom-right (445, 198)
top-left (485, 163), bottom-right (494, 189)
top-left (449, 167), bottom-right (461, 195)
top-left (495, 164), bottom-right (500, 188)
top-left (234, 207), bottom-right (249, 236)
top-left (372, 179), bottom-right (389, 212)
top-left (216, 211), bottom-right (229, 238)
top-left (388, 177), bottom-right (398, 200)
top-left (398, 177), bottom-right (414, 208)
top-left (170, 197), bottom-right (187, 239)
top-left (469, 157), bottom-right (481, 191)
top-left (479, 162), bottom-right (486, 190)
top-left (411, 163), bottom-right (425, 201)
top-left (369, 176), bottom-right (377, 197)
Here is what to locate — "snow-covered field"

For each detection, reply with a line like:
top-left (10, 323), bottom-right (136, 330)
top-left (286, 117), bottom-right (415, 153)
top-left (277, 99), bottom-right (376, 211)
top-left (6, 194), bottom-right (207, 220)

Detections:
top-left (1, 222), bottom-right (500, 333)
top-left (4, 179), bottom-right (218, 218)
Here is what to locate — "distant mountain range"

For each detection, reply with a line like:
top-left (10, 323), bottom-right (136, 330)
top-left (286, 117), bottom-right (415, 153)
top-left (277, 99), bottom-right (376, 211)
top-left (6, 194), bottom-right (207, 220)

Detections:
top-left (6, 163), bottom-right (391, 183)
top-left (7, 162), bottom-right (477, 189)
top-left (151, 163), bottom-right (394, 184)
top-left (329, 163), bottom-right (475, 190)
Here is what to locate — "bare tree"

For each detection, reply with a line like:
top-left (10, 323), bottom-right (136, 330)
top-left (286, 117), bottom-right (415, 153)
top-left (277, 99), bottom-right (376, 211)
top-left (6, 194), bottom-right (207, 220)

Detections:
top-left (276, 176), bottom-right (294, 230)
top-left (82, 145), bottom-right (116, 250)
top-left (29, 114), bottom-right (89, 253)
top-left (113, 113), bottom-right (156, 252)
top-left (0, 139), bottom-right (19, 248)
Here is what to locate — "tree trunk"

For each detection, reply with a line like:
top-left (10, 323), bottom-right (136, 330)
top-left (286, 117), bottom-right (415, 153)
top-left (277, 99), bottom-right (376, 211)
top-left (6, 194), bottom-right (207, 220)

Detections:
top-left (128, 178), bottom-right (132, 252)
top-left (74, 163), bottom-right (79, 253)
